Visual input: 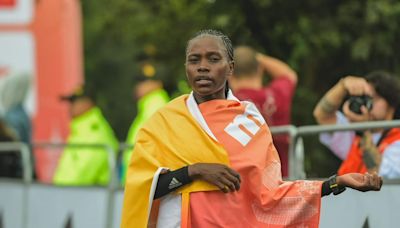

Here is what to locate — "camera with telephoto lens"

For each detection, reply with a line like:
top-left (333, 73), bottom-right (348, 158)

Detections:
top-left (347, 95), bottom-right (373, 114)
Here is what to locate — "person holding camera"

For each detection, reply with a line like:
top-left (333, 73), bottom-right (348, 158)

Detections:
top-left (313, 71), bottom-right (400, 179)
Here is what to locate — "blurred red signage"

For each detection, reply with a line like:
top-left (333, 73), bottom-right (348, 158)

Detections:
top-left (0, 0), bottom-right (16, 8)
top-left (0, 66), bottom-right (9, 77)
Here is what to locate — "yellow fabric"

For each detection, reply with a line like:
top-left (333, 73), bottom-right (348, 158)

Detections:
top-left (121, 95), bottom-right (230, 228)
top-left (121, 88), bottom-right (169, 184)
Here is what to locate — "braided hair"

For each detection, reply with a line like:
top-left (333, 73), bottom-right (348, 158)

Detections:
top-left (365, 71), bottom-right (400, 119)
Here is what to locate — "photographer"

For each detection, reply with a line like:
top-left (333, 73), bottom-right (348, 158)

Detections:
top-left (313, 71), bottom-right (400, 179)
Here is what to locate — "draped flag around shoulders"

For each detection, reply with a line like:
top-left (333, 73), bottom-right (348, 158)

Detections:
top-left (121, 93), bottom-right (322, 228)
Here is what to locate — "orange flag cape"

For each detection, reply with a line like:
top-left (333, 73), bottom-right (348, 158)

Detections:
top-left (121, 93), bottom-right (322, 228)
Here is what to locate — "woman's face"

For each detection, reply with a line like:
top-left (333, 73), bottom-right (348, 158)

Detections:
top-left (185, 36), bottom-right (233, 104)
top-left (69, 97), bottom-right (93, 118)
top-left (370, 88), bottom-right (395, 121)
top-left (343, 85), bottom-right (395, 124)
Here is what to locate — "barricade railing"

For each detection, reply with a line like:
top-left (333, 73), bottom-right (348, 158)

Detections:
top-left (0, 142), bottom-right (32, 228)
top-left (33, 142), bottom-right (117, 187)
top-left (118, 143), bottom-right (134, 152)
top-left (2, 120), bottom-right (400, 227)
top-left (297, 119), bottom-right (400, 135)
top-left (270, 120), bottom-right (400, 179)
top-left (269, 125), bottom-right (304, 179)
top-left (4, 120), bottom-right (400, 184)
top-left (293, 119), bottom-right (400, 179)
top-left (117, 143), bottom-right (134, 180)
top-left (33, 142), bottom-right (117, 228)
top-left (0, 142), bottom-right (32, 183)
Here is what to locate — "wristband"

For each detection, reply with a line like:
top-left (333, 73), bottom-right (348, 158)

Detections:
top-left (328, 174), bottom-right (346, 195)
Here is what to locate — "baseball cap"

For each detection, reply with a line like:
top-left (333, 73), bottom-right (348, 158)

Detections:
top-left (60, 86), bottom-right (93, 102)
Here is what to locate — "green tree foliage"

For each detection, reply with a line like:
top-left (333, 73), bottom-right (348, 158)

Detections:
top-left (81, 0), bottom-right (400, 176)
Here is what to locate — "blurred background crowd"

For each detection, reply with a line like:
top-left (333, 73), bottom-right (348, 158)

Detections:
top-left (1, 0), bottom-right (400, 186)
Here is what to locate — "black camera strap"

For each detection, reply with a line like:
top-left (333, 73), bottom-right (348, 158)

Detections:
top-left (376, 128), bottom-right (391, 147)
top-left (357, 128), bottom-right (391, 148)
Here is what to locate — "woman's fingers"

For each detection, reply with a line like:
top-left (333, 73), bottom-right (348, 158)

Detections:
top-left (365, 172), bottom-right (382, 191)
top-left (372, 173), bottom-right (382, 190)
top-left (215, 181), bottom-right (229, 193)
top-left (226, 167), bottom-right (241, 183)
top-left (214, 176), bottom-right (236, 193)
top-left (216, 166), bottom-right (241, 192)
top-left (193, 163), bottom-right (241, 193)
top-left (223, 171), bottom-right (241, 190)
top-left (219, 176), bottom-right (237, 192)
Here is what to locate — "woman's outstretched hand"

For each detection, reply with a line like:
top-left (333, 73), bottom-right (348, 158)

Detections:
top-left (337, 172), bottom-right (382, 192)
top-left (188, 163), bottom-right (241, 193)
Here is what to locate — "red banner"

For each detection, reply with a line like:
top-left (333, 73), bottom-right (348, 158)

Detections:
top-left (0, 0), bottom-right (16, 8)
top-left (32, 0), bottom-right (83, 182)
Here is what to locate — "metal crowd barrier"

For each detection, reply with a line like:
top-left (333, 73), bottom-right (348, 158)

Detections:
top-left (0, 142), bottom-right (32, 183)
top-left (269, 125), bottom-right (304, 179)
top-left (0, 142), bottom-right (117, 228)
top-left (271, 120), bottom-right (400, 179)
top-left (33, 142), bottom-right (117, 187)
top-left (0, 142), bottom-right (32, 228)
top-left (2, 121), bottom-right (400, 185)
top-left (33, 142), bottom-right (118, 228)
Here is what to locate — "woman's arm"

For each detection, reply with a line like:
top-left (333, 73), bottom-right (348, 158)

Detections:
top-left (154, 163), bottom-right (241, 199)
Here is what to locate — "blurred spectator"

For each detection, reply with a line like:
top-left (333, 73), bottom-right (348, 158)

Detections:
top-left (0, 119), bottom-right (22, 178)
top-left (53, 86), bottom-right (119, 185)
top-left (313, 71), bottom-right (400, 179)
top-left (0, 73), bottom-right (32, 145)
top-left (0, 73), bottom-right (32, 179)
top-left (229, 46), bottom-right (298, 177)
top-left (121, 63), bottom-right (169, 184)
